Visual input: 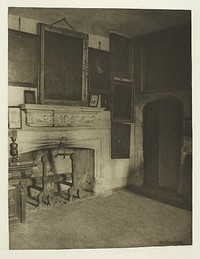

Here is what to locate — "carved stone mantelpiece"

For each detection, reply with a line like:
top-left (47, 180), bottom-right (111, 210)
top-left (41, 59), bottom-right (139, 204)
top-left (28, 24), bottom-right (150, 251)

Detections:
top-left (11, 104), bottom-right (111, 195)
top-left (21, 104), bottom-right (105, 128)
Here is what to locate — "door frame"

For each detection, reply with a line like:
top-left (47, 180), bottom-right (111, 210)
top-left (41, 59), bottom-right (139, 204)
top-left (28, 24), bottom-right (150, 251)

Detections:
top-left (133, 94), bottom-right (186, 187)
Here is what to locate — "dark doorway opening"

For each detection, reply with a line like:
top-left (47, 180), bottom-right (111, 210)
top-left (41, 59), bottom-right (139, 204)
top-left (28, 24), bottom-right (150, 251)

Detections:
top-left (143, 99), bottom-right (183, 196)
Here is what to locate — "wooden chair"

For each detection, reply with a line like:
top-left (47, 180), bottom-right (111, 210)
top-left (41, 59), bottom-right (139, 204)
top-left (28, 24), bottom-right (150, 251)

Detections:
top-left (28, 153), bottom-right (83, 207)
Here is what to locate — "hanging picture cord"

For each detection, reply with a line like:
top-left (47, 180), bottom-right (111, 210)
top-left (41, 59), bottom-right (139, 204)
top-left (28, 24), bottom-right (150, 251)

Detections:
top-left (50, 18), bottom-right (77, 32)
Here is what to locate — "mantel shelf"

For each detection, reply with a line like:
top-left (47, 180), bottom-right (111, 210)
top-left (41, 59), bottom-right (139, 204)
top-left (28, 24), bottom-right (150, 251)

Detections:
top-left (20, 104), bottom-right (106, 113)
top-left (19, 104), bottom-right (109, 128)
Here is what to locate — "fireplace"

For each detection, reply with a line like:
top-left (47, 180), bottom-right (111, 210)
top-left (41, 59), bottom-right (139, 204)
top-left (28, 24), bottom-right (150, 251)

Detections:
top-left (9, 104), bottom-right (111, 195)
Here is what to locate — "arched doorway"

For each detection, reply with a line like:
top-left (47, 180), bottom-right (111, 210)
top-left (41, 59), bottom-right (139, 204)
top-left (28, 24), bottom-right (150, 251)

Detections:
top-left (143, 99), bottom-right (183, 194)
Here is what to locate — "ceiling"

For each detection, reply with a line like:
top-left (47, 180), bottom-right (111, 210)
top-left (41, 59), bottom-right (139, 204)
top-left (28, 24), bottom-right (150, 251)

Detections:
top-left (8, 8), bottom-right (191, 38)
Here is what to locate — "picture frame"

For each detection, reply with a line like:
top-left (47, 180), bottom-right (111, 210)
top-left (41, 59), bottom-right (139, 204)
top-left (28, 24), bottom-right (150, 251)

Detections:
top-left (39, 23), bottom-right (88, 105)
top-left (24, 90), bottom-right (36, 104)
top-left (111, 80), bottom-right (134, 123)
top-left (89, 94), bottom-right (99, 107)
top-left (8, 107), bottom-right (21, 129)
top-left (110, 33), bottom-right (132, 79)
top-left (111, 122), bottom-right (131, 159)
top-left (88, 48), bottom-right (111, 93)
top-left (8, 29), bottom-right (39, 87)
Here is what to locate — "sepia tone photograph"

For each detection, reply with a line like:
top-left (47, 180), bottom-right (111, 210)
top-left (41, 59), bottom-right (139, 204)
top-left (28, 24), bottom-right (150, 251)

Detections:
top-left (6, 5), bottom-right (194, 254)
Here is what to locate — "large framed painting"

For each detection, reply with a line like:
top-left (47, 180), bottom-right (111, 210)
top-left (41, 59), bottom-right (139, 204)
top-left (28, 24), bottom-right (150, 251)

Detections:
top-left (39, 23), bottom-right (88, 105)
top-left (8, 29), bottom-right (39, 87)
top-left (112, 80), bottom-right (134, 123)
top-left (88, 48), bottom-right (111, 93)
top-left (111, 122), bottom-right (131, 159)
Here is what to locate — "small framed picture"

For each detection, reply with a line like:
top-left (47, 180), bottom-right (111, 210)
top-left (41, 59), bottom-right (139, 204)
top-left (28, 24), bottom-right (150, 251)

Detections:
top-left (24, 90), bottom-right (36, 104)
top-left (112, 81), bottom-right (134, 123)
top-left (89, 48), bottom-right (111, 93)
top-left (89, 94), bottom-right (99, 107)
top-left (8, 107), bottom-right (21, 129)
top-left (111, 122), bottom-right (131, 159)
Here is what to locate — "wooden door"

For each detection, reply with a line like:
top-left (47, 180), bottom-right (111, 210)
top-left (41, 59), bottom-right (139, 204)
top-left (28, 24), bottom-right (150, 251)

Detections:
top-left (143, 99), bottom-right (182, 192)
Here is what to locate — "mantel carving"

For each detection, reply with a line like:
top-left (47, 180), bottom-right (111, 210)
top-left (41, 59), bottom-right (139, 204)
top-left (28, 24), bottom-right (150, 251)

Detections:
top-left (27, 110), bottom-right (54, 127)
top-left (21, 104), bottom-right (105, 128)
top-left (54, 113), bottom-right (95, 127)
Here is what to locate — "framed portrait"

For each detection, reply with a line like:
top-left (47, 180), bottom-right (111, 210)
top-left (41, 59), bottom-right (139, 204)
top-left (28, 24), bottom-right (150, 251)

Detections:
top-left (8, 29), bottom-right (39, 87)
top-left (112, 81), bottom-right (134, 123)
top-left (89, 94), bottom-right (99, 107)
top-left (89, 48), bottom-right (111, 93)
top-left (24, 90), bottom-right (36, 104)
top-left (39, 23), bottom-right (88, 105)
top-left (8, 107), bottom-right (21, 129)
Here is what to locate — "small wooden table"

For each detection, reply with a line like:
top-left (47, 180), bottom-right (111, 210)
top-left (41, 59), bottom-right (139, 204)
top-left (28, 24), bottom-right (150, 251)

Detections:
top-left (9, 160), bottom-right (36, 223)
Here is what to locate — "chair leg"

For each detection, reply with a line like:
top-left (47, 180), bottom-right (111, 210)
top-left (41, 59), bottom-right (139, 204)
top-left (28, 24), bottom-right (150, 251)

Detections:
top-left (47, 192), bottom-right (53, 206)
top-left (38, 192), bottom-right (43, 207)
top-left (27, 186), bottom-right (32, 198)
top-left (68, 186), bottom-right (75, 201)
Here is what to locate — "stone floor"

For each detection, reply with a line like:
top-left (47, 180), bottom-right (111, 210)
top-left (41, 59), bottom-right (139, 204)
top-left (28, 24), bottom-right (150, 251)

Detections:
top-left (9, 189), bottom-right (192, 250)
